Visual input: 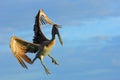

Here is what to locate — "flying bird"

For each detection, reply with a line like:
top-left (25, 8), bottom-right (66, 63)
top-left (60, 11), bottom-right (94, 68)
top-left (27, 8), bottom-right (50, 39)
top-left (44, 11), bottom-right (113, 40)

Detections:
top-left (10, 9), bottom-right (63, 74)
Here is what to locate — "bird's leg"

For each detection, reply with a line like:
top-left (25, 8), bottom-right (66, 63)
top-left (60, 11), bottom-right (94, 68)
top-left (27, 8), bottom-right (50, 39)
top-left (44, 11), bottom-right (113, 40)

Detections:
top-left (32, 52), bottom-right (39, 64)
top-left (48, 54), bottom-right (59, 65)
top-left (32, 56), bottom-right (37, 64)
top-left (39, 55), bottom-right (50, 75)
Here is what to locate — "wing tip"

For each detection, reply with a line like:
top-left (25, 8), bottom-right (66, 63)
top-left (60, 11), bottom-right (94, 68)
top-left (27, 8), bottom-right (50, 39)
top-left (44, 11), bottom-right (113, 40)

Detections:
top-left (15, 55), bottom-right (28, 69)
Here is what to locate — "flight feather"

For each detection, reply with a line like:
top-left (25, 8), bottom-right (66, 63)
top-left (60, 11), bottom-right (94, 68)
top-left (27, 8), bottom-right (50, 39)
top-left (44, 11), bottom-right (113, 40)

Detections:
top-left (10, 36), bottom-right (39, 69)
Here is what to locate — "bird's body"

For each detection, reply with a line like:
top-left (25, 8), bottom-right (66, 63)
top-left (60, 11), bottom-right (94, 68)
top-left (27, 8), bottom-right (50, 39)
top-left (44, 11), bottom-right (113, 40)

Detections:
top-left (42, 39), bottom-right (56, 56)
top-left (10, 9), bottom-right (63, 74)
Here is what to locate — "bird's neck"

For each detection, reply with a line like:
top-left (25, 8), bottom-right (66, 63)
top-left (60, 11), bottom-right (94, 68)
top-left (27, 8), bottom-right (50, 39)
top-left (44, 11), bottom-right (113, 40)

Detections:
top-left (51, 33), bottom-right (56, 41)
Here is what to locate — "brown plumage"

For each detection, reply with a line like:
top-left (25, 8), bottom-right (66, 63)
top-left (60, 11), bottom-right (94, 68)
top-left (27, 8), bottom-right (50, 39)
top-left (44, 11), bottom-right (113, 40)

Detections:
top-left (10, 9), bottom-right (63, 74)
top-left (10, 36), bottom-right (39, 69)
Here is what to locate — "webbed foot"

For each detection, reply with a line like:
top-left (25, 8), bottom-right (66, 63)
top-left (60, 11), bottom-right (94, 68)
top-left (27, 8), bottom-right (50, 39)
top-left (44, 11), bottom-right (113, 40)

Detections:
top-left (52, 58), bottom-right (59, 65)
top-left (45, 68), bottom-right (51, 75)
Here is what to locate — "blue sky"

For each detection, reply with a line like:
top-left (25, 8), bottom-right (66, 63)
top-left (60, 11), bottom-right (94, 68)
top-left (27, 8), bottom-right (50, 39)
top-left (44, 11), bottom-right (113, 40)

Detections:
top-left (1, 0), bottom-right (120, 80)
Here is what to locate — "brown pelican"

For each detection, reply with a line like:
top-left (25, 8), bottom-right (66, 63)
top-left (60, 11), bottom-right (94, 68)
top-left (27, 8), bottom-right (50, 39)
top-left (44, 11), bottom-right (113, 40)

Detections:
top-left (9, 9), bottom-right (63, 75)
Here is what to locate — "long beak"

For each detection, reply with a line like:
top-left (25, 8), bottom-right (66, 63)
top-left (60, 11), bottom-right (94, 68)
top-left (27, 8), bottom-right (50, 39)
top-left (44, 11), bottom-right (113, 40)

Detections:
top-left (53, 24), bottom-right (63, 46)
top-left (57, 29), bottom-right (63, 46)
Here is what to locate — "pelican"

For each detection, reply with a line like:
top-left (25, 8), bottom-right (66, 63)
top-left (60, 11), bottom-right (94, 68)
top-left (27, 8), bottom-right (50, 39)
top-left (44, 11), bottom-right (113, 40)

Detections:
top-left (9, 9), bottom-right (63, 74)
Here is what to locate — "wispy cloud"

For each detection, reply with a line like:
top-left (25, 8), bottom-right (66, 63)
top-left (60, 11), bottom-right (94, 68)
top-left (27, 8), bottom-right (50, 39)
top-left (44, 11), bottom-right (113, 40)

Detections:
top-left (1, 1), bottom-right (120, 80)
top-left (80, 68), bottom-right (113, 76)
top-left (112, 59), bottom-right (120, 67)
top-left (1, 0), bottom-right (120, 27)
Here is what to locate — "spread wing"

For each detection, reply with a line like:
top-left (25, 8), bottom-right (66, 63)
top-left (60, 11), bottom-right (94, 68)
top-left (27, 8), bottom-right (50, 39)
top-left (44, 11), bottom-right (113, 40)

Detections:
top-left (10, 36), bottom-right (39, 69)
top-left (33, 9), bottom-right (55, 44)
top-left (39, 9), bottom-right (54, 25)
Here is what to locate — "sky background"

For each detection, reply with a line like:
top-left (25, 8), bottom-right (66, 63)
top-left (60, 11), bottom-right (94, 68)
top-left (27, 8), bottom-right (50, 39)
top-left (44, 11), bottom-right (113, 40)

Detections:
top-left (1, 0), bottom-right (120, 80)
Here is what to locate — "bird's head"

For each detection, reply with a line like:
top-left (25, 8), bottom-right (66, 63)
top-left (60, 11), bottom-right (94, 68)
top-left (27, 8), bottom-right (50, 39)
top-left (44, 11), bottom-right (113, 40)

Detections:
top-left (52, 24), bottom-right (63, 46)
